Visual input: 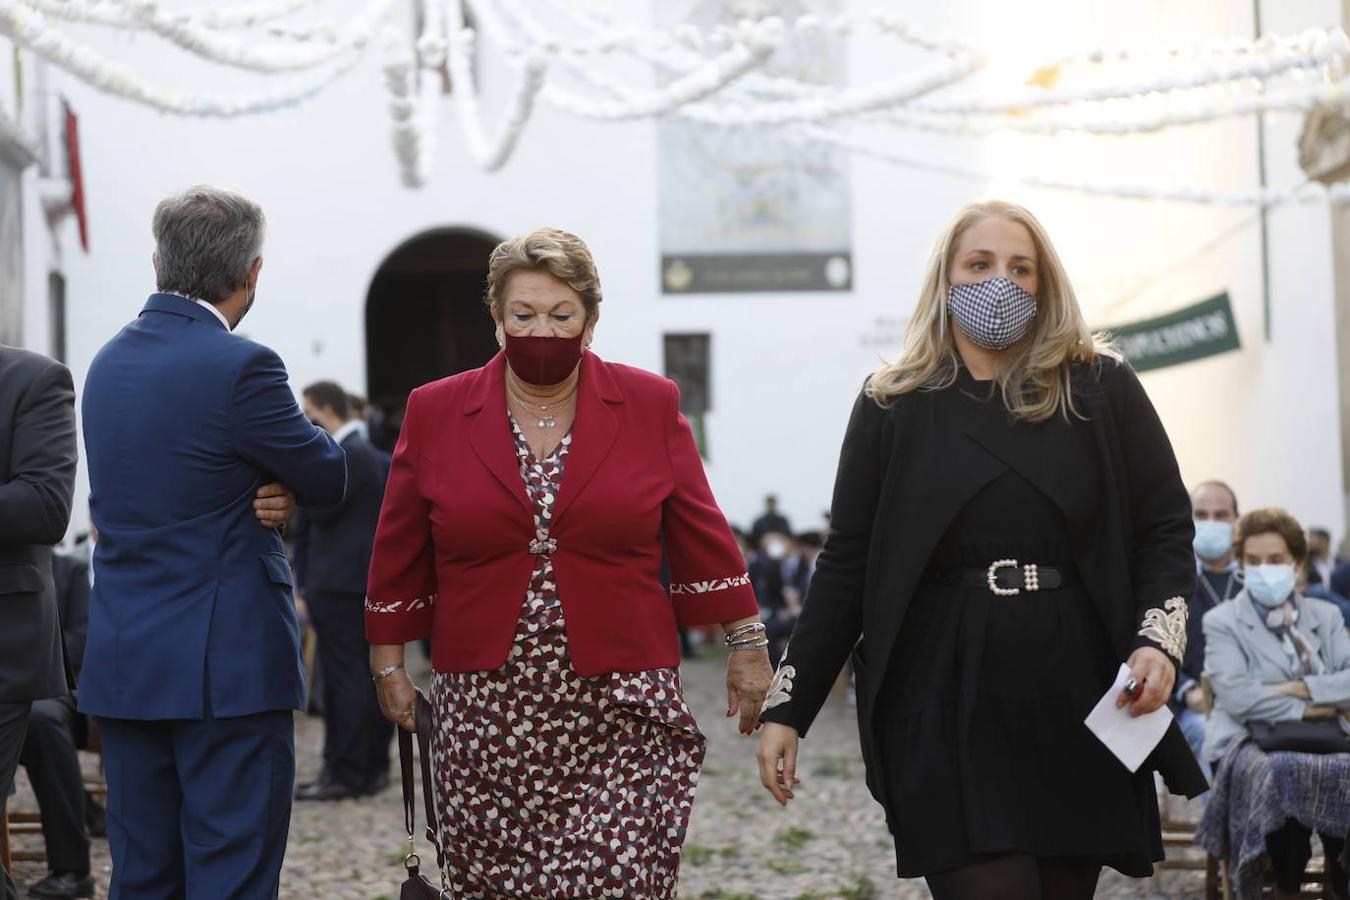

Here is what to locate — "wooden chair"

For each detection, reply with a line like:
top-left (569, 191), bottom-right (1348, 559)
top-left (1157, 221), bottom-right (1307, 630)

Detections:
top-left (1151, 674), bottom-right (1227, 898)
top-left (0, 809), bottom-right (11, 872)
top-left (1154, 784), bottom-right (1222, 898)
top-left (1, 785), bottom-right (46, 868)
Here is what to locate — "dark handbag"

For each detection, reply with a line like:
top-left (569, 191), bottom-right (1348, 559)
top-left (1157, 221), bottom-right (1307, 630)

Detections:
top-left (398, 690), bottom-right (446, 900)
top-left (1245, 718), bottom-right (1350, 754)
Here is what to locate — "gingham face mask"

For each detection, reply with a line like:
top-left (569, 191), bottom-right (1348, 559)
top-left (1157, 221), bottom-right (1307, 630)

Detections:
top-left (948, 277), bottom-right (1038, 350)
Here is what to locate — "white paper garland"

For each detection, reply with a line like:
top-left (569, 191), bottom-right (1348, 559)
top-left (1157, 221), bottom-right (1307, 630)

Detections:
top-left (180, 0), bottom-right (328, 30)
top-left (866, 74), bottom-right (1350, 136)
top-left (485, 0), bottom-right (1345, 132)
top-left (17, 0), bottom-right (395, 72)
top-left (0, 4), bottom-right (363, 116)
top-left (801, 126), bottom-right (1350, 207)
top-left (4, 0), bottom-right (1350, 192)
top-left (441, 0), bottom-right (548, 172)
top-left (486, 0), bottom-right (985, 124)
top-left (906, 29), bottom-right (1349, 115)
top-left (383, 25), bottom-right (435, 187)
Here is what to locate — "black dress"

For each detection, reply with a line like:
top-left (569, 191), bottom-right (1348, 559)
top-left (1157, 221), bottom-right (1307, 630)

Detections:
top-left (760, 358), bottom-right (1206, 882)
top-left (879, 370), bottom-right (1157, 877)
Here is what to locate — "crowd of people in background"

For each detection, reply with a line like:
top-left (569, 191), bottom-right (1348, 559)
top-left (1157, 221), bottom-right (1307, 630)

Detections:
top-left (1182, 484), bottom-right (1350, 899)
top-left (671, 495), bottom-right (828, 669)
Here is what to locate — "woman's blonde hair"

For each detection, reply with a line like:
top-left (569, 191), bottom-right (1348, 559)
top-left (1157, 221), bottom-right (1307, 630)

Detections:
top-left (485, 227), bottom-right (602, 320)
top-left (867, 199), bottom-right (1115, 422)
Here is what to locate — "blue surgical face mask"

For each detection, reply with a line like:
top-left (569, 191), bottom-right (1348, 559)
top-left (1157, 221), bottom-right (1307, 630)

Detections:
top-left (1193, 520), bottom-right (1234, 561)
top-left (1244, 563), bottom-right (1297, 609)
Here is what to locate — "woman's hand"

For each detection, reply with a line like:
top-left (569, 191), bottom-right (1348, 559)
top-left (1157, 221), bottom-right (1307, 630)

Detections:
top-left (375, 668), bottom-right (418, 732)
top-left (1303, 704), bottom-right (1339, 719)
top-left (726, 649), bottom-right (772, 735)
top-left (1117, 646), bottom-right (1175, 717)
top-left (756, 722), bottom-right (801, 806)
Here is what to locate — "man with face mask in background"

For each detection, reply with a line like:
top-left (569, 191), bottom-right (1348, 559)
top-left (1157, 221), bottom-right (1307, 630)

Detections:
top-left (751, 495), bottom-right (792, 547)
top-left (1175, 480), bottom-right (1241, 783)
top-left (752, 531), bottom-right (796, 663)
top-left (79, 186), bottom-right (348, 899)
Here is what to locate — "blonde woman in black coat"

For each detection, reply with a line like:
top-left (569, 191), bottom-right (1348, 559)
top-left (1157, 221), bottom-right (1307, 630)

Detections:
top-left (757, 200), bottom-right (1207, 900)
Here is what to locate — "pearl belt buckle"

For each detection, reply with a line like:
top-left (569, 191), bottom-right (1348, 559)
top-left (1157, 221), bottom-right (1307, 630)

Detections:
top-left (986, 559), bottom-right (1040, 596)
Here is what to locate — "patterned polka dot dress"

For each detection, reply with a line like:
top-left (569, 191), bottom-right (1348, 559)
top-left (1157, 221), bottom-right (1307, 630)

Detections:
top-left (429, 415), bottom-right (706, 899)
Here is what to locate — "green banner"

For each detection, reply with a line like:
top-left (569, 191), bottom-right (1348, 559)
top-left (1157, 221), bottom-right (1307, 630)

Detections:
top-left (1104, 292), bottom-right (1241, 373)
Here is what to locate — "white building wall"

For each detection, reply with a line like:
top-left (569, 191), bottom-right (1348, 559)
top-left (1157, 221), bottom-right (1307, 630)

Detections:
top-left (1, 52), bottom-right (49, 356)
top-left (11, 0), bottom-right (1344, 541)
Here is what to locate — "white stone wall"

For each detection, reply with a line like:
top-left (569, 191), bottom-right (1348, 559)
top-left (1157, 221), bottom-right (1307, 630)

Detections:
top-left (8, 0), bottom-right (1344, 542)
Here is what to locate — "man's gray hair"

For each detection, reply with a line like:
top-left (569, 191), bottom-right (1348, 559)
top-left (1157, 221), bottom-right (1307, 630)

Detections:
top-left (152, 186), bottom-right (266, 303)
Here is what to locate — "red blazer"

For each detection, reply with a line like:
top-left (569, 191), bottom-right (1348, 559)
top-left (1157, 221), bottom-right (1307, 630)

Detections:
top-left (365, 351), bottom-right (758, 676)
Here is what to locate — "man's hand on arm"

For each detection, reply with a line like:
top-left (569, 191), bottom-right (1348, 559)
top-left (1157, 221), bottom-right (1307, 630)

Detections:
top-left (253, 482), bottom-right (295, 528)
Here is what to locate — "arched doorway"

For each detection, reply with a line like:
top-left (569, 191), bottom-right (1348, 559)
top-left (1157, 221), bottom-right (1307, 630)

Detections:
top-left (364, 227), bottom-right (501, 446)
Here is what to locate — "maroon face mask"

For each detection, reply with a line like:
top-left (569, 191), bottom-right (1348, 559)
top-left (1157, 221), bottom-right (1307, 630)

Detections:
top-left (503, 333), bottom-right (585, 386)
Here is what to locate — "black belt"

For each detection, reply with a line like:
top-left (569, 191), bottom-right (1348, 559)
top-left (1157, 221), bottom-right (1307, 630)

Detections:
top-left (923, 560), bottom-right (1077, 595)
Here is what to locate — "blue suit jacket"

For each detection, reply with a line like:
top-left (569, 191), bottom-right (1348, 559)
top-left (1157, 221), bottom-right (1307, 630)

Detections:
top-left (79, 294), bottom-right (347, 720)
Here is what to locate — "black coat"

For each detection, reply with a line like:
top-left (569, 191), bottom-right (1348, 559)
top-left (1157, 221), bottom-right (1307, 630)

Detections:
top-left (762, 357), bottom-right (1207, 822)
top-left (51, 551), bottom-right (91, 687)
top-left (293, 431), bottom-right (387, 596)
top-left (0, 346), bottom-right (78, 703)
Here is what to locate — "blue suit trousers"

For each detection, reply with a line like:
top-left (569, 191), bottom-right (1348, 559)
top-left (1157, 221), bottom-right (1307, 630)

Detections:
top-left (97, 711), bottom-right (294, 899)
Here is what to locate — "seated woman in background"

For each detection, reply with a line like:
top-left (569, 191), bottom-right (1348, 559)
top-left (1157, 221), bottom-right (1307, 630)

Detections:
top-left (1201, 507), bottom-right (1350, 900)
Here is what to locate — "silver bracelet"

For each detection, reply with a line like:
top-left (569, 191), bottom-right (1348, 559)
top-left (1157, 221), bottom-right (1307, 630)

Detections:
top-left (371, 661), bottom-right (405, 683)
top-left (724, 623), bottom-right (767, 646)
top-left (730, 642), bottom-right (770, 652)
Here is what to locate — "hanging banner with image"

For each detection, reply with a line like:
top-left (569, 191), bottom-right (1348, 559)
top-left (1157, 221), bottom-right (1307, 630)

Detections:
top-left (657, 0), bottom-right (852, 294)
top-left (1104, 292), bottom-right (1241, 373)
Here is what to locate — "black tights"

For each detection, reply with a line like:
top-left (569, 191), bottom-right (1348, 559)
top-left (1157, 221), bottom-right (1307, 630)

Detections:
top-left (925, 854), bottom-right (1102, 900)
top-left (1265, 820), bottom-right (1348, 897)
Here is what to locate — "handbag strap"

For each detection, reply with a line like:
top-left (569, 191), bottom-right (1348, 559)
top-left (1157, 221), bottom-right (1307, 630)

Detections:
top-left (414, 694), bottom-right (444, 873)
top-left (398, 720), bottom-right (418, 854)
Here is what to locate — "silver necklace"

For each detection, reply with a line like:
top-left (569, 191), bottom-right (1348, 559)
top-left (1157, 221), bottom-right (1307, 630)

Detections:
top-left (507, 382), bottom-right (576, 429)
top-left (1199, 568), bottom-right (1236, 607)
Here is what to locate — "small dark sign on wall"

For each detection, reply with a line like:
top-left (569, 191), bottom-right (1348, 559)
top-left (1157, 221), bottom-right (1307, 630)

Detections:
top-left (1104, 292), bottom-right (1241, 373)
top-left (664, 332), bottom-right (711, 457)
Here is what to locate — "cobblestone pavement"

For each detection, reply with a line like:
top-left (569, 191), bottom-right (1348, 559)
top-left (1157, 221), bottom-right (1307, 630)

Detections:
top-left (8, 652), bottom-right (1208, 899)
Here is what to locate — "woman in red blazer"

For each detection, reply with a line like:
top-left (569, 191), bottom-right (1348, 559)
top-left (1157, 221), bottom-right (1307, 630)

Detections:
top-left (366, 227), bottom-right (770, 899)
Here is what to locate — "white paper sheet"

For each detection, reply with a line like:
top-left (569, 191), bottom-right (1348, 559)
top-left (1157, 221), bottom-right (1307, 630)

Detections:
top-left (1084, 663), bottom-right (1174, 773)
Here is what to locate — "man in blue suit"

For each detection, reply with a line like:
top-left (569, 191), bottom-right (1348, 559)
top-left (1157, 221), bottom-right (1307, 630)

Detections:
top-left (80, 186), bottom-right (348, 899)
